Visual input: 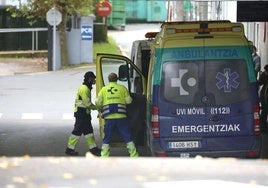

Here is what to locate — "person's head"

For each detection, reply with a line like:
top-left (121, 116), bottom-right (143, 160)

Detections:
top-left (108, 72), bottom-right (118, 82)
top-left (84, 71), bottom-right (96, 85)
top-left (253, 46), bottom-right (257, 54)
top-left (264, 64), bottom-right (268, 73)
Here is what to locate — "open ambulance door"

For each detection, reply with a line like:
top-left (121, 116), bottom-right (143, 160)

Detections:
top-left (96, 53), bottom-right (147, 146)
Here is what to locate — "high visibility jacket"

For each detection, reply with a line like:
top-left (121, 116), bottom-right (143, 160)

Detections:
top-left (74, 84), bottom-right (96, 116)
top-left (95, 82), bottom-right (132, 119)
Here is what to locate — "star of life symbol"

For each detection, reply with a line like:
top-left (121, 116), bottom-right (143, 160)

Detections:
top-left (216, 68), bottom-right (239, 93)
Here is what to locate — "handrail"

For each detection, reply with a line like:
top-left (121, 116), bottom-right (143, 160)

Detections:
top-left (0, 28), bottom-right (48, 51)
top-left (0, 28), bottom-right (48, 33)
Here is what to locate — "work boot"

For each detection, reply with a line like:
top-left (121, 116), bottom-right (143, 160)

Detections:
top-left (101, 144), bottom-right (110, 157)
top-left (127, 141), bottom-right (139, 157)
top-left (89, 147), bottom-right (101, 156)
top-left (65, 148), bottom-right (79, 156)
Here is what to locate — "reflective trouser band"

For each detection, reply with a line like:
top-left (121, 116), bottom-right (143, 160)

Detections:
top-left (85, 133), bottom-right (96, 149)
top-left (67, 134), bottom-right (80, 149)
top-left (101, 104), bottom-right (126, 118)
top-left (76, 104), bottom-right (86, 108)
top-left (101, 144), bottom-right (110, 157)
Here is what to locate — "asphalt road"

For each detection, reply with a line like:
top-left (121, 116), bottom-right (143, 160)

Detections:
top-left (0, 66), bottom-right (139, 157)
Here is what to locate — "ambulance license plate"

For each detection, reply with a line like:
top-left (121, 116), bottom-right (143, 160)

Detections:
top-left (169, 141), bottom-right (199, 149)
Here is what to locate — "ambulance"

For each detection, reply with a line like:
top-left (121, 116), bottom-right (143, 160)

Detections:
top-left (96, 20), bottom-right (262, 158)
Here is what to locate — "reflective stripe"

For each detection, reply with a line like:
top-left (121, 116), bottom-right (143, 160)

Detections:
top-left (75, 99), bottom-right (92, 108)
top-left (76, 104), bottom-right (87, 108)
top-left (118, 109), bottom-right (126, 113)
top-left (101, 104), bottom-right (127, 117)
top-left (102, 109), bottom-right (110, 116)
top-left (118, 104), bottom-right (126, 108)
top-left (102, 105), bottom-right (109, 111)
top-left (67, 134), bottom-right (80, 149)
top-left (85, 134), bottom-right (97, 149)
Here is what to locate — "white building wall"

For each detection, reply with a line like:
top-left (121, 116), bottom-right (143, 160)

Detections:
top-left (1, 0), bottom-right (26, 6)
top-left (255, 23), bottom-right (267, 70)
top-left (243, 22), bottom-right (268, 70)
top-left (223, 1), bottom-right (237, 22)
top-left (0, 0), bottom-right (6, 5)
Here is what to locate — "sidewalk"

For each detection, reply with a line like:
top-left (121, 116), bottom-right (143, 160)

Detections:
top-left (0, 58), bottom-right (47, 76)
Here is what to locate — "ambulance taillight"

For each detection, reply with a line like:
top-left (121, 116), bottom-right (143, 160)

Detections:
top-left (151, 106), bottom-right (160, 138)
top-left (253, 104), bottom-right (261, 136)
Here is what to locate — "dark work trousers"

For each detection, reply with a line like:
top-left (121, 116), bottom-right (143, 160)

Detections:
top-left (72, 116), bottom-right (93, 136)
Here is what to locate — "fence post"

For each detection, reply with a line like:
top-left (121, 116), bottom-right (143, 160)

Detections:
top-left (47, 25), bottom-right (53, 71)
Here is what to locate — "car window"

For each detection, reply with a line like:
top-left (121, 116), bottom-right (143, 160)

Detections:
top-left (100, 58), bottom-right (128, 88)
top-left (100, 57), bottom-right (143, 94)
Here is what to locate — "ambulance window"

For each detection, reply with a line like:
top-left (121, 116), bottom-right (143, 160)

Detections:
top-left (162, 61), bottom-right (201, 104)
top-left (129, 66), bottom-right (143, 94)
top-left (99, 57), bottom-right (143, 94)
top-left (141, 49), bottom-right (150, 78)
top-left (100, 58), bottom-right (128, 88)
top-left (205, 59), bottom-right (250, 105)
top-left (161, 60), bottom-right (250, 105)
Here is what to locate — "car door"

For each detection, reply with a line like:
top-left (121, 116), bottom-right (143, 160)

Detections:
top-left (96, 53), bottom-right (147, 146)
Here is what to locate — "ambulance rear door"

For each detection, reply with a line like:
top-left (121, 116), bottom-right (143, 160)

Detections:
top-left (156, 35), bottom-right (260, 157)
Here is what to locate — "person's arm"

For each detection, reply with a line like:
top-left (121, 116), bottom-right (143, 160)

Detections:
top-left (95, 89), bottom-right (103, 109)
top-left (258, 72), bottom-right (267, 86)
top-left (255, 55), bottom-right (261, 72)
top-left (124, 87), bottom-right (132, 104)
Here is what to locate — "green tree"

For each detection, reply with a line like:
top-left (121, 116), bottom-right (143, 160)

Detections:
top-left (9, 0), bottom-right (102, 67)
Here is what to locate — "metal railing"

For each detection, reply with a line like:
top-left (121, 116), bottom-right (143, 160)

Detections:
top-left (0, 28), bottom-right (48, 52)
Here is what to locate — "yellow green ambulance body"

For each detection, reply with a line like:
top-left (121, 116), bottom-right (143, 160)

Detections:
top-left (96, 21), bottom-right (261, 158)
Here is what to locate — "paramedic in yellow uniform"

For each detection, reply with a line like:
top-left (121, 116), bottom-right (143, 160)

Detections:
top-left (65, 71), bottom-right (101, 156)
top-left (95, 72), bottom-right (139, 157)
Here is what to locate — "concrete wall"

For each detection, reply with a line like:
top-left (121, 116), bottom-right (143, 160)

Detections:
top-left (67, 16), bottom-right (94, 65)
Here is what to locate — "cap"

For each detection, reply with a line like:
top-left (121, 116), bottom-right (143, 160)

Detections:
top-left (84, 71), bottom-right (96, 79)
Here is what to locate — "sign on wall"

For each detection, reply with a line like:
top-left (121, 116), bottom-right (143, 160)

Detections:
top-left (81, 25), bottom-right (92, 40)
